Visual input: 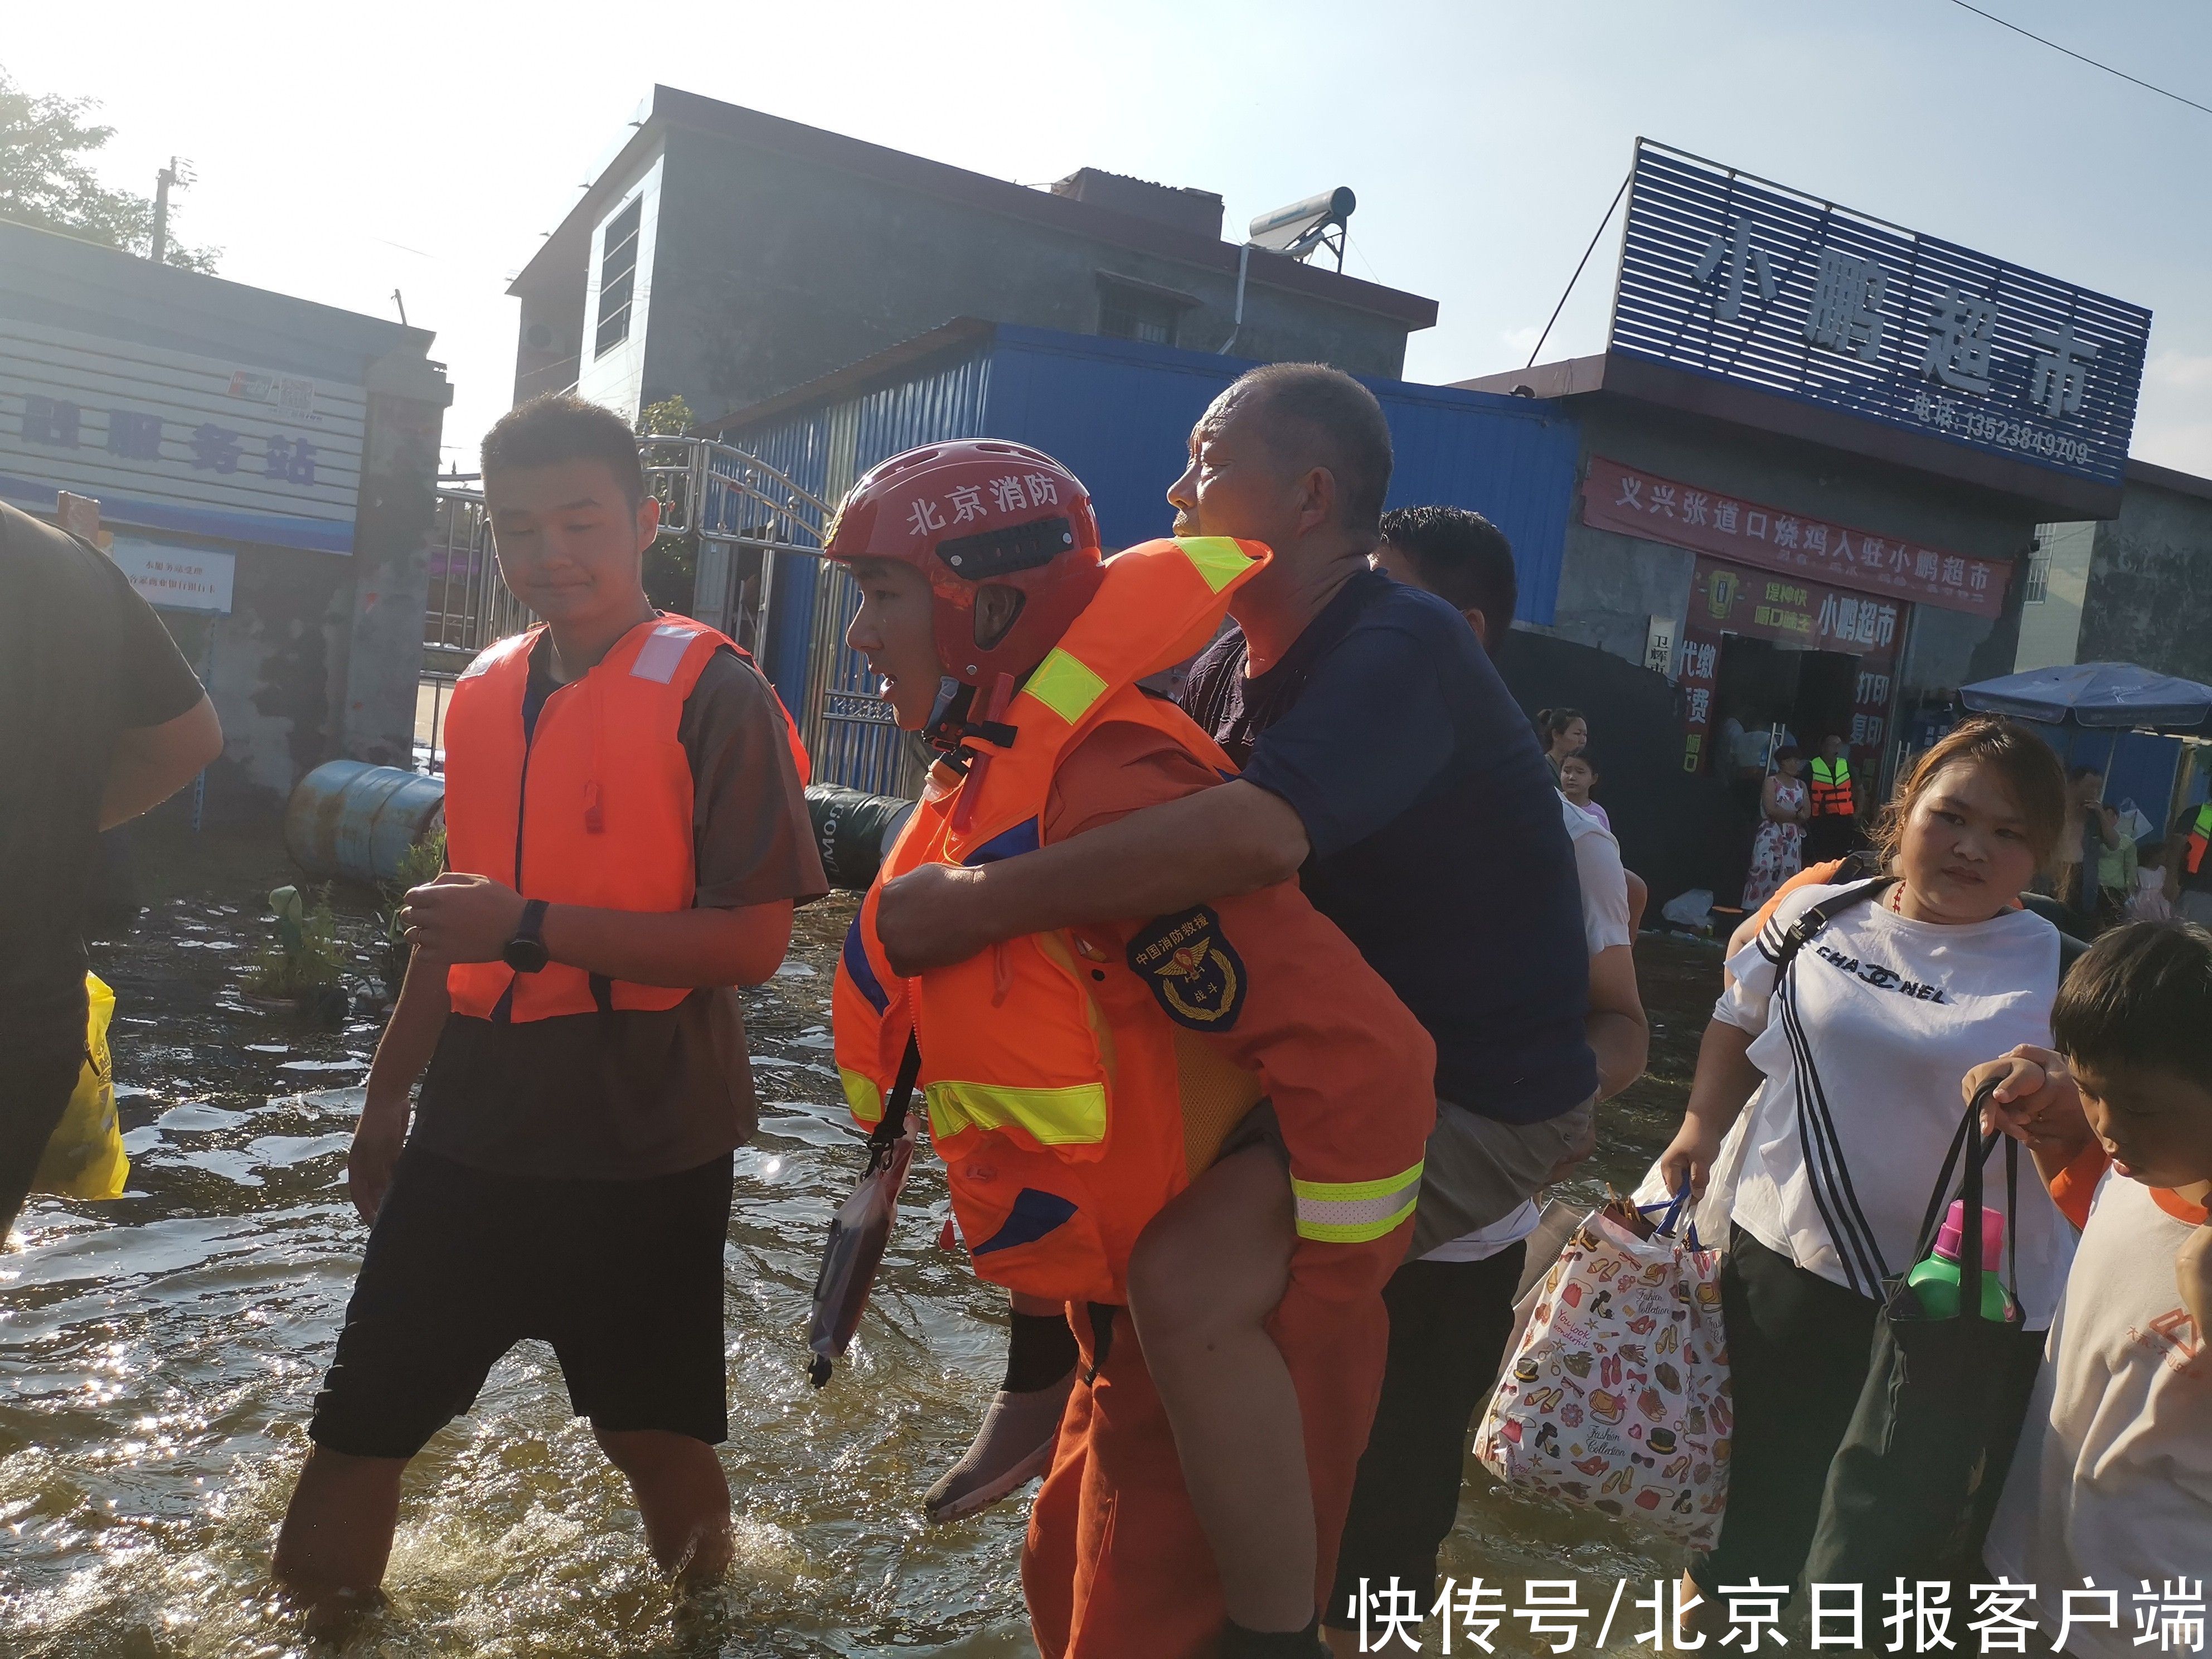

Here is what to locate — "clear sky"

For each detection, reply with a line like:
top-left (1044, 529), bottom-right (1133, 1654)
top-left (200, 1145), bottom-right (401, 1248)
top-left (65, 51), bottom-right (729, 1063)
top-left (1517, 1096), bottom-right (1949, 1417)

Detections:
top-left (11, 0), bottom-right (2208, 479)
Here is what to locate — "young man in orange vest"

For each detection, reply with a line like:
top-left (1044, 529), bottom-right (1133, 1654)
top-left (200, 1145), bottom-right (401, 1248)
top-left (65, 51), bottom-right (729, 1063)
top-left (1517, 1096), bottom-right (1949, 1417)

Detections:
top-left (827, 440), bottom-right (1437, 1658)
top-left (270, 394), bottom-right (824, 1605)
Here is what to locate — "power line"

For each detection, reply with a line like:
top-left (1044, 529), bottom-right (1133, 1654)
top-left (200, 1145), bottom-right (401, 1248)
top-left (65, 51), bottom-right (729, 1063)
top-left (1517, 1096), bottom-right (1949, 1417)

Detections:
top-left (1944, 0), bottom-right (2212, 118)
top-left (1526, 169), bottom-right (1632, 370)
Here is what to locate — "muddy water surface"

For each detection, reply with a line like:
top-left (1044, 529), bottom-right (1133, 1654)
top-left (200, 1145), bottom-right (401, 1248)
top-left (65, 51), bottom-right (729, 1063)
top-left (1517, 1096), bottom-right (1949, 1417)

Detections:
top-left (2, 824), bottom-right (1709, 1656)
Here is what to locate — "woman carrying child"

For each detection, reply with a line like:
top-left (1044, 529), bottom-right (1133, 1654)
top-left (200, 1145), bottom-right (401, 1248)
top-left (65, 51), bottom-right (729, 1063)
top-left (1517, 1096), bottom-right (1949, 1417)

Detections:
top-left (1658, 717), bottom-right (2079, 1628)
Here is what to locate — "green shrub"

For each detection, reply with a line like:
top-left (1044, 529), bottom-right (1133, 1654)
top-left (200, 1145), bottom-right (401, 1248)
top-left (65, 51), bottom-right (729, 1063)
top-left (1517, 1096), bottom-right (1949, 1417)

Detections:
top-left (250, 885), bottom-right (347, 997)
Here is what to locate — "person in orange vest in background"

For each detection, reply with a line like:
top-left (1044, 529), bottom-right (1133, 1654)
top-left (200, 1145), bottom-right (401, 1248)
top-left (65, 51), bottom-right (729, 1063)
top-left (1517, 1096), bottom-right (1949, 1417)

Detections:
top-left (826, 440), bottom-right (1437, 1658)
top-left (1803, 733), bottom-right (1860, 865)
top-left (270, 394), bottom-right (824, 1607)
top-left (2162, 798), bottom-right (2212, 928)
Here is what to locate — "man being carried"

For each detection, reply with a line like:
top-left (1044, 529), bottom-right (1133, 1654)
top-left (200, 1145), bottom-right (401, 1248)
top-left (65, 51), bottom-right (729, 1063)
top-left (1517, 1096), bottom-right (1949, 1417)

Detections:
top-left (828, 439), bottom-right (1435, 1657)
top-left (270, 395), bottom-right (824, 1606)
top-left (875, 369), bottom-right (1597, 1637)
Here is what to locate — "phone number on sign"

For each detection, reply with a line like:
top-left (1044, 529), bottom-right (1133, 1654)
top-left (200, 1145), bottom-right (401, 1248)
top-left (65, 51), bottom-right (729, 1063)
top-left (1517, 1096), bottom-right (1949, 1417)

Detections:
top-left (1909, 394), bottom-right (2096, 468)
top-left (1342, 1574), bottom-right (2206, 1654)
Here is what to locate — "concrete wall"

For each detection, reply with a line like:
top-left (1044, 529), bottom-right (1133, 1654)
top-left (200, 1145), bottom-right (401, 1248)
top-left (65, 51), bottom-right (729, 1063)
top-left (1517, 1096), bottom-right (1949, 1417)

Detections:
top-left (1549, 399), bottom-right (2038, 701)
top-left (634, 125), bottom-right (1414, 425)
top-left (2014, 520), bottom-right (2094, 671)
top-left (2075, 476), bottom-right (2212, 680)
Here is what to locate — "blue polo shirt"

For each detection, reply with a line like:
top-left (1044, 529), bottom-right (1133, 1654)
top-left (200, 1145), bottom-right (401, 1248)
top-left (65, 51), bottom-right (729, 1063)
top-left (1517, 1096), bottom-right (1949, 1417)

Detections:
top-left (1181, 567), bottom-right (1595, 1123)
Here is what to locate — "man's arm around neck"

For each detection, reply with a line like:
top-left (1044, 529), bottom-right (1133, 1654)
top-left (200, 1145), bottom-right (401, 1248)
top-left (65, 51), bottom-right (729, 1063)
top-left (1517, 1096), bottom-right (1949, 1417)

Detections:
top-left (874, 780), bottom-right (1311, 977)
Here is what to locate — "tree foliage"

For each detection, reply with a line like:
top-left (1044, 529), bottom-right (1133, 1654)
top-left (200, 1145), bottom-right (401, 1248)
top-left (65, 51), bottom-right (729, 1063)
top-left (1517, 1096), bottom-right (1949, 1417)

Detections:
top-left (0, 66), bottom-right (219, 273)
top-left (636, 395), bottom-right (695, 437)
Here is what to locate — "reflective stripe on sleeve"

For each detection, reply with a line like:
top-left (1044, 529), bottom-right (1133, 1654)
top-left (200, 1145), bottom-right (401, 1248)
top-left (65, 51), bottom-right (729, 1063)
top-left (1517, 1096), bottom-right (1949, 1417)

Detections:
top-left (1291, 1160), bottom-right (1425, 1244)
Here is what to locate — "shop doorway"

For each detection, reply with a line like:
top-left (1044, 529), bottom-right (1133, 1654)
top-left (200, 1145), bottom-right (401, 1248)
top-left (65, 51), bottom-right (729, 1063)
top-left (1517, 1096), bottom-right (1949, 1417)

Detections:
top-left (1711, 636), bottom-right (1860, 768)
top-left (1710, 636), bottom-right (1861, 899)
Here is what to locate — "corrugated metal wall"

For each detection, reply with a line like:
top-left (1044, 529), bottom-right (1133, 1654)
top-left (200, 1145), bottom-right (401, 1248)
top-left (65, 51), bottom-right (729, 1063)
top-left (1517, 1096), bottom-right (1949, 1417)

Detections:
top-left (724, 324), bottom-right (1582, 793)
top-left (979, 326), bottom-right (1579, 623)
top-left (736, 342), bottom-right (993, 793)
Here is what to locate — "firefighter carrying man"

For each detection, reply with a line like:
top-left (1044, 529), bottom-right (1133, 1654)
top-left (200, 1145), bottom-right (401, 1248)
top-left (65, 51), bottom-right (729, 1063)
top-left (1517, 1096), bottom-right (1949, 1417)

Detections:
top-left (826, 439), bottom-right (1437, 1658)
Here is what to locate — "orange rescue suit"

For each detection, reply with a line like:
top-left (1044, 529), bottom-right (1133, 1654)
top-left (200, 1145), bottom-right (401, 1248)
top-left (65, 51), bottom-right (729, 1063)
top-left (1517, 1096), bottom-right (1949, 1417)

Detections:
top-left (833, 538), bottom-right (1430, 1301)
top-left (833, 539), bottom-right (1439, 1656)
top-left (443, 613), bottom-right (807, 1023)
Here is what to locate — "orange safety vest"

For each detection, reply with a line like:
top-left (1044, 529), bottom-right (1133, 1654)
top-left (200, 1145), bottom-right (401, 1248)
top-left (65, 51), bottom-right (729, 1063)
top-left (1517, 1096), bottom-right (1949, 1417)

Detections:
top-left (2187, 803), bottom-right (2212, 875)
top-left (834, 537), bottom-right (1410, 1306)
top-left (443, 613), bottom-right (808, 1023)
top-left (1809, 754), bottom-right (1855, 818)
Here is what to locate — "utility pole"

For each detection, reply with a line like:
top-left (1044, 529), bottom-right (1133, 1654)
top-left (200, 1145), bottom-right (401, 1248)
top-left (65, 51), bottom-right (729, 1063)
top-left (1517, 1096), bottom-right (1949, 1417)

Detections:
top-left (150, 157), bottom-right (178, 264)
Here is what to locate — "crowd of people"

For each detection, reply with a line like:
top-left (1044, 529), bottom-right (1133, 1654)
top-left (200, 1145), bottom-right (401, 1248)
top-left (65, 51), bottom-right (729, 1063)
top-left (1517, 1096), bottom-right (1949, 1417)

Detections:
top-left (3, 361), bottom-right (2206, 1657)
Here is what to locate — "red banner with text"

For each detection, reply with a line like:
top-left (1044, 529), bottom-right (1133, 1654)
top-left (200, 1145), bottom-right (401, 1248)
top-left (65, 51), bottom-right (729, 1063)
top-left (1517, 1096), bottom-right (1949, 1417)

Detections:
top-left (1582, 455), bottom-right (2007, 620)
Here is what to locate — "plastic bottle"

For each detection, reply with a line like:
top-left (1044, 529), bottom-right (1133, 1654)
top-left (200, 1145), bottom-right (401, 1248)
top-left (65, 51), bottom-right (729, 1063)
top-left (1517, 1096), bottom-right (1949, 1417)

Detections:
top-left (1906, 1201), bottom-right (2017, 1321)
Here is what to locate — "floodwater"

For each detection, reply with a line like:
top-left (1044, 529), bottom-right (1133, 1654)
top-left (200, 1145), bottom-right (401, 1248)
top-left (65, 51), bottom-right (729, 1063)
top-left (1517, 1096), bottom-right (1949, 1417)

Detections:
top-left (1, 824), bottom-right (1711, 1657)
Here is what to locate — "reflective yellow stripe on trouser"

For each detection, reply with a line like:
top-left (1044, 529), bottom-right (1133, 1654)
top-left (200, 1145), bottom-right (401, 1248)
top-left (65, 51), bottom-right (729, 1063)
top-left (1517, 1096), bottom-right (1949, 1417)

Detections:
top-left (1291, 1161), bottom-right (1426, 1243)
top-left (841, 1069), bottom-right (884, 1127)
top-left (926, 1079), bottom-right (1109, 1146)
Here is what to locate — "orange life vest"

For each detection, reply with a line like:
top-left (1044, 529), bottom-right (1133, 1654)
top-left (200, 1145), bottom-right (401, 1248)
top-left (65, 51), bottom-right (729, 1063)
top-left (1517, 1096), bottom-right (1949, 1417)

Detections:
top-left (1809, 754), bottom-right (1856, 818)
top-left (443, 612), bottom-right (807, 1023)
top-left (2187, 803), bottom-right (2212, 875)
top-left (834, 537), bottom-right (1292, 1306)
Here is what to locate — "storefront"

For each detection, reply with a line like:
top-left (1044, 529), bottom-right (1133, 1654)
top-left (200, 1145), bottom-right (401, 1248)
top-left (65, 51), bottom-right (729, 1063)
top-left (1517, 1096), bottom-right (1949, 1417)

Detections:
top-left (1461, 139), bottom-right (2151, 900)
top-left (1580, 454), bottom-right (2009, 790)
top-left (0, 220), bottom-right (449, 816)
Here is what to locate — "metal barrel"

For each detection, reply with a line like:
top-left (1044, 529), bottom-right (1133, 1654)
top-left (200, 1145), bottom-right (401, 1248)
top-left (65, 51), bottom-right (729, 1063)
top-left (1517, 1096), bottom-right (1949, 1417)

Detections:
top-left (284, 760), bottom-right (445, 885)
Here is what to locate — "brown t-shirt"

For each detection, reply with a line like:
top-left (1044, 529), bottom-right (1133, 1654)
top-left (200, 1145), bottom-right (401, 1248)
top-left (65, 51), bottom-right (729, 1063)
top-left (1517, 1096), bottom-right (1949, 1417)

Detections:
top-left (407, 641), bottom-right (828, 1180)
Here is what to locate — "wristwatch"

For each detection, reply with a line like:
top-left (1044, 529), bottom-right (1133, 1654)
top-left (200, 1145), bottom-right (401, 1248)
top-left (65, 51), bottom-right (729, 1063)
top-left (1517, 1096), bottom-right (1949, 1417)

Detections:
top-left (502, 899), bottom-right (550, 973)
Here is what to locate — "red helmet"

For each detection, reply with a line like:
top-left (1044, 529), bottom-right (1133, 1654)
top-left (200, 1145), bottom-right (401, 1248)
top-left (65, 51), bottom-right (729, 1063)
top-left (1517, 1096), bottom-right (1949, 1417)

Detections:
top-left (823, 439), bottom-right (1104, 687)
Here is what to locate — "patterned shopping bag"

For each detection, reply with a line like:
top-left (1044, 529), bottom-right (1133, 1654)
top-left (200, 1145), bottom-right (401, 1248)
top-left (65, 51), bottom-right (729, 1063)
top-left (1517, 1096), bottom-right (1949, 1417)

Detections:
top-left (1474, 1197), bottom-right (1733, 1548)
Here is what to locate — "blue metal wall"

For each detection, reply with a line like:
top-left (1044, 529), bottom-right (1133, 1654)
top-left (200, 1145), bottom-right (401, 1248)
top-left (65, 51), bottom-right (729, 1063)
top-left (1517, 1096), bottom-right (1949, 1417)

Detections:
top-left (736, 345), bottom-right (992, 717)
top-left (979, 326), bottom-right (1582, 625)
top-left (722, 323), bottom-right (1583, 790)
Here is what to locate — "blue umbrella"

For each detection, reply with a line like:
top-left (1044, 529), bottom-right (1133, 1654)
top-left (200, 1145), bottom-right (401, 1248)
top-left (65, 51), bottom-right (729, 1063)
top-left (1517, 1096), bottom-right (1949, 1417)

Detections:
top-left (1960, 662), bottom-right (2212, 731)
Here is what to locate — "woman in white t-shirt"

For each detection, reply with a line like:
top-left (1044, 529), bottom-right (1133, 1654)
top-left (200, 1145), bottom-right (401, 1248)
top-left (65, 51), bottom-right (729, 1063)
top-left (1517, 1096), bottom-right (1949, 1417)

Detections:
top-left (1658, 717), bottom-right (2076, 1619)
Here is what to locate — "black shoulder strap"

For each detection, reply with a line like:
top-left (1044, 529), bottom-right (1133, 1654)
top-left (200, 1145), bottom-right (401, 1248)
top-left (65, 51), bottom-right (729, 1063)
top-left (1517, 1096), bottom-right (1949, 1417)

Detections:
top-left (1769, 876), bottom-right (1896, 1296)
top-left (1768, 876), bottom-right (1894, 978)
top-left (867, 1036), bottom-right (923, 1171)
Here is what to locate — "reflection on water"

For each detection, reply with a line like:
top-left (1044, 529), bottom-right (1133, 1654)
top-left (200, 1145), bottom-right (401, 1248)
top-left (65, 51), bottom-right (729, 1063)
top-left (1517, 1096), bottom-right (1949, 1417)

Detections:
top-left (2, 889), bottom-right (1688, 1656)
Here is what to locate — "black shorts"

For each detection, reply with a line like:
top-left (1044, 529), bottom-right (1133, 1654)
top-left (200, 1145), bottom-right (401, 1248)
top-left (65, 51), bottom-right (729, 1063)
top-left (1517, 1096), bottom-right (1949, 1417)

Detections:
top-left (308, 1145), bottom-right (734, 1459)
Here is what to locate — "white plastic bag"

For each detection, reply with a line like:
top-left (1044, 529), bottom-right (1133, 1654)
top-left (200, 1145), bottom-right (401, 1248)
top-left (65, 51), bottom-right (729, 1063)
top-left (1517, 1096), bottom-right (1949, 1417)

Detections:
top-left (1631, 1108), bottom-right (1757, 1251)
top-left (1661, 888), bottom-right (1715, 931)
top-left (1475, 1201), bottom-right (1733, 1547)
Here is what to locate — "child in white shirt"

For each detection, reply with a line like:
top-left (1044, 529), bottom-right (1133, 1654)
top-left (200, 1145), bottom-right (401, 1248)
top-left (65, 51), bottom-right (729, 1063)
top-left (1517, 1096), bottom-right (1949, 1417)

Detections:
top-left (1966, 919), bottom-right (2212, 1659)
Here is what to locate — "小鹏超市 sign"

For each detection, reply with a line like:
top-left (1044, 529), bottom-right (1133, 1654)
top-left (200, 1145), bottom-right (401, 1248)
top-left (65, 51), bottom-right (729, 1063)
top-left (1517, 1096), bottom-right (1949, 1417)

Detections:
top-left (1608, 143), bottom-right (2149, 487)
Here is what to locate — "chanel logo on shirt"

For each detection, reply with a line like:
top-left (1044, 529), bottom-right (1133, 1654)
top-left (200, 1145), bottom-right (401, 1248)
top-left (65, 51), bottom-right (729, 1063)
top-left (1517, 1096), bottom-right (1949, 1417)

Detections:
top-left (1813, 943), bottom-right (1948, 1003)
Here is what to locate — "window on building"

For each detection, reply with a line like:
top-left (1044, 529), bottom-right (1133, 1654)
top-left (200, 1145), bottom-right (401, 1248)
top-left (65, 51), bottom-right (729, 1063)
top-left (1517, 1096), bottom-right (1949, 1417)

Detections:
top-left (1098, 284), bottom-right (1181, 347)
top-left (593, 197), bottom-right (643, 359)
top-left (2024, 533), bottom-right (2051, 605)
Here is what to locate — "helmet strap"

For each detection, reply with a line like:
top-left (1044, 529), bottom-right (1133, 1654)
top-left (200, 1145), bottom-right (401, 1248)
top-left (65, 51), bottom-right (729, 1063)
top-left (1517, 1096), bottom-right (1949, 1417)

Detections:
top-left (922, 677), bottom-right (978, 756)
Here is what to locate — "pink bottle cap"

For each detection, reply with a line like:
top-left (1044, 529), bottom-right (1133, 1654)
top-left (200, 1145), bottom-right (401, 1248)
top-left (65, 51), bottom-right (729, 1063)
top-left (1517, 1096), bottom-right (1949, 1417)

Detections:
top-left (1935, 1200), bottom-right (2005, 1265)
